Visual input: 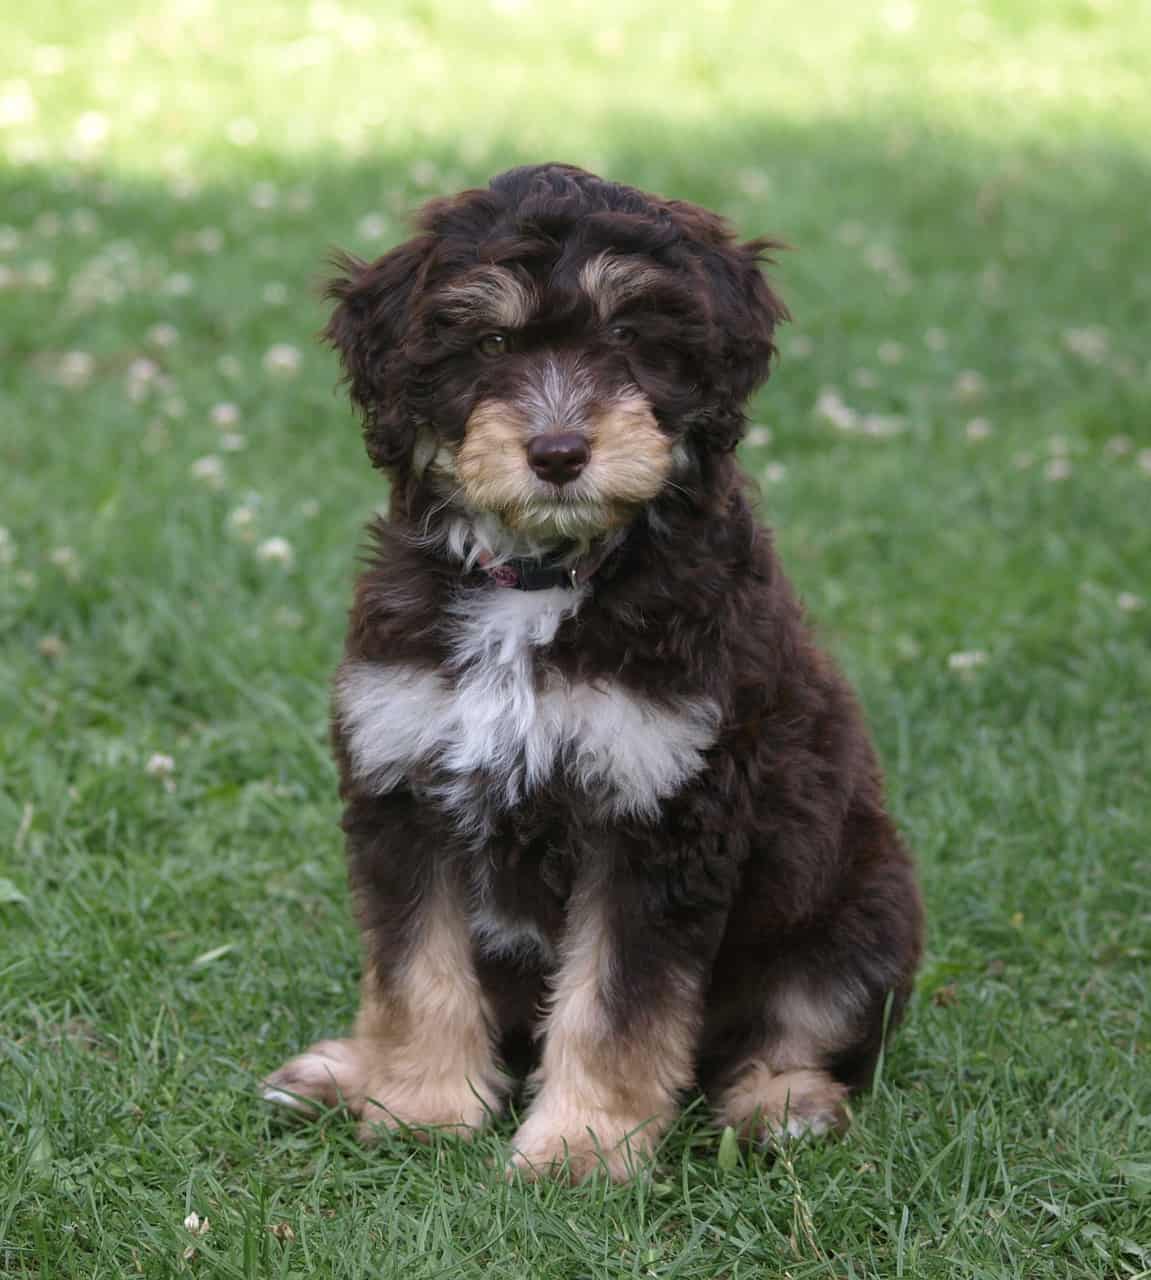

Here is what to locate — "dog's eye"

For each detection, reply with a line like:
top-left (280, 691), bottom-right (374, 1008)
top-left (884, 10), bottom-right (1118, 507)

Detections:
top-left (476, 332), bottom-right (508, 357)
top-left (607, 325), bottom-right (637, 347)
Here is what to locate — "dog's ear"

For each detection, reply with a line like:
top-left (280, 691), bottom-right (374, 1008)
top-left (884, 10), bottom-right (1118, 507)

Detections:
top-left (666, 201), bottom-right (788, 452)
top-left (324, 237), bottom-right (433, 468)
top-left (698, 237), bottom-right (788, 451)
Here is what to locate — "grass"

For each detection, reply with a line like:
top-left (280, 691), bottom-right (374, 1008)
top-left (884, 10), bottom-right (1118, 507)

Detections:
top-left (1, 0), bottom-right (1149, 1274)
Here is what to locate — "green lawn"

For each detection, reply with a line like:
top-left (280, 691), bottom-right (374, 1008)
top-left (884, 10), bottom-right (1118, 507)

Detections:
top-left (2, 1), bottom-right (1149, 1275)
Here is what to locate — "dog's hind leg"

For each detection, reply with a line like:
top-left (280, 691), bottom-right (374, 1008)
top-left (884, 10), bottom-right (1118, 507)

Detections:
top-left (704, 811), bottom-right (922, 1143)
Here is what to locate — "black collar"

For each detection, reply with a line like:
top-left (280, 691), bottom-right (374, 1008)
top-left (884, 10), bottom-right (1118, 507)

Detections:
top-left (476, 535), bottom-right (621, 591)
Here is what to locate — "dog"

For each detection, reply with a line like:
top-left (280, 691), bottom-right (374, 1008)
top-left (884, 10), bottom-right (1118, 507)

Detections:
top-left (263, 163), bottom-right (924, 1180)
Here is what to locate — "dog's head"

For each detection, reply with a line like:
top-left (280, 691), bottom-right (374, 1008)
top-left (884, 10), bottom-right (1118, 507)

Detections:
top-left (326, 164), bottom-right (786, 544)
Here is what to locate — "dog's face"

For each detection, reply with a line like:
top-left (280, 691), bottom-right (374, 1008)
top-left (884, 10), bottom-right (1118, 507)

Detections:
top-left (327, 164), bottom-right (786, 543)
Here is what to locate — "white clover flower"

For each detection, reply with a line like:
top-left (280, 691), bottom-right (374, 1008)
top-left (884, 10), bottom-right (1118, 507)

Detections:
top-left (883, 2), bottom-right (917, 33)
top-left (1044, 457), bottom-right (1072, 481)
top-left (249, 182), bottom-right (278, 210)
top-left (182, 1211), bottom-right (209, 1234)
top-left (736, 168), bottom-right (771, 196)
top-left (1103, 435), bottom-right (1132, 457)
top-left (948, 650), bottom-right (987, 672)
top-left (38, 634), bottom-right (67, 658)
top-left (745, 424), bottom-right (772, 447)
top-left (357, 212), bottom-right (388, 240)
top-left (262, 282), bottom-right (288, 306)
top-left (194, 227), bottom-right (223, 254)
top-left (1137, 449), bottom-right (1151, 476)
top-left (763, 462), bottom-right (787, 483)
top-left (25, 261), bottom-right (55, 287)
top-left (211, 402), bottom-right (240, 427)
top-left (965, 417), bottom-right (992, 442)
top-left (227, 504), bottom-right (258, 540)
top-left (147, 322), bottom-right (179, 348)
top-left (299, 498), bottom-right (320, 518)
top-left (1117, 592), bottom-right (1143, 613)
top-left (256, 536), bottom-right (295, 567)
top-left (32, 45), bottom-right (67, 74)
top-left (56, 351), bottom-right (95, 387)
top-left (863, 243), bottom-right (899, 273)
top-left (126, 358), bottom-right (160, 401)
top-left (877, 340), bottom-right (904, 365)
top-left (226, 118), bottom-right (258, 146)
top-left (408, 160), bottom-right (438, 187)
top-left (814, 387), bottom-right (857, 431)
top-left (952, 370), bottom-right (986, 401)
top-left (1062, 327), bottom-right (1108, 363)
top-left (191, 455), bottom-right (225, 487)
top-left (168, 173), bottom-right (201, 201)
top-left (49, 546), bottom-right (79, 573)
top-left (74, 112), bottom-right (109, 146)
top-left (263, 344), bottom-right (301, 376)
top-left (924, 327), bottom-right (948, 351)
top-left (0, 83), bottom-right (38, 127)
top-left (219, 433), bottom-right (246, 452)
top-left (161, 272), bottom-right (193, 296)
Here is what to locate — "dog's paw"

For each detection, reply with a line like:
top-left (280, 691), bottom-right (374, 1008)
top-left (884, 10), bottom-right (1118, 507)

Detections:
top-left (262, 1038), bottom-right (499, 1140)
top-left (507, 1101), bottom-right (660, 1182)
top-left (262, 1038), bottom-right (365, 1114)
top-left (720, 1066), bottom-right (850, 1143)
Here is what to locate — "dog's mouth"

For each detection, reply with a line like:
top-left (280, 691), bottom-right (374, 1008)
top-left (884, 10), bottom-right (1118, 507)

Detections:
top-left (498, 492), bottom-right (620, 540)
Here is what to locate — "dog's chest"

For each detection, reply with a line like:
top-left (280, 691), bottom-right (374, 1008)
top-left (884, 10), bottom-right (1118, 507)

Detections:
top-left (337, 586), bottom-right (719, 830)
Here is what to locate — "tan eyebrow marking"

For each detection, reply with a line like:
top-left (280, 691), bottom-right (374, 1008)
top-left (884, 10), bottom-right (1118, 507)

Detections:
top-left (578, 252), bottom-right (663, 319)
top-left (436, 267), bottom-right (536, 329)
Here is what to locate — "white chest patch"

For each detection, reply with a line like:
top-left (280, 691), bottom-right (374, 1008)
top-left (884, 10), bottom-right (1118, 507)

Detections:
top-left (337, 587), bottom-right (719, 830)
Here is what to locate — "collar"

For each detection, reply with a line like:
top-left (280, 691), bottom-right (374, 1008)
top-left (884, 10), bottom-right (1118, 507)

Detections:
top-left (475, 536), bottom-right (620, 592)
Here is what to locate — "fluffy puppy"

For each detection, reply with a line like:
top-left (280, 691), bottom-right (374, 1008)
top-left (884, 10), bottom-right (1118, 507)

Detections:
top-left (264, 163), bottom-right (923, 1181)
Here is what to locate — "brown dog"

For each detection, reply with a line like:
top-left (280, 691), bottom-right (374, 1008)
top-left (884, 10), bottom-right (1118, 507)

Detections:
top-left (263, 164), bottom-right (923, 1180)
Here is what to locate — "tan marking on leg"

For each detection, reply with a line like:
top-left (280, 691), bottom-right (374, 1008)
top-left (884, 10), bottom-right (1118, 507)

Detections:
top-left (719, 1064), bottom-right (849, 1141)
top-left (263, 878), bottom-right (508, 1141)
top-left (769, 980), bottom-right (865, 1071)
top-left (509, 898), bottom-right (697, 1182)
top-left (715, 980), bottom-right (860, 1142)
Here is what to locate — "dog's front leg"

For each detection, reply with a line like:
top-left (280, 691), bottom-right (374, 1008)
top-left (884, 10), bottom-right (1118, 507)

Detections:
top-left (509, 853), bottom-right (727, 1182)
top-left (264, 792), bottom-right (508, 1141)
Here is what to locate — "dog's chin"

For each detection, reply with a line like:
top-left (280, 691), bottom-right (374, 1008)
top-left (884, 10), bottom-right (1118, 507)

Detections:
top-left (495, 497), bottom-right (628, 543)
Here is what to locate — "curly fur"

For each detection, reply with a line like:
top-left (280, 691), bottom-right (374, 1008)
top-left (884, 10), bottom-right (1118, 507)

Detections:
top-left (264, 164), bottom-right (923, 1181)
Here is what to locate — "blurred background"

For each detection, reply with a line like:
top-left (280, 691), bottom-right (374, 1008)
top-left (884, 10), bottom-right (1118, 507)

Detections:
top-left (2, 1), bottom-right (1148, 1274)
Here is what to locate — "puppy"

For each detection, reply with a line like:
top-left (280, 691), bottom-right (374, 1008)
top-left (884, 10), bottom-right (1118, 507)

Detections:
top-left (264, 164), bottom-right (923, 1180)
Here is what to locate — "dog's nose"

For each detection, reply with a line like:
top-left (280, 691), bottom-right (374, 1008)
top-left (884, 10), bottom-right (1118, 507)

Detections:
top-left (526, 432), bottom-right (590, 486)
